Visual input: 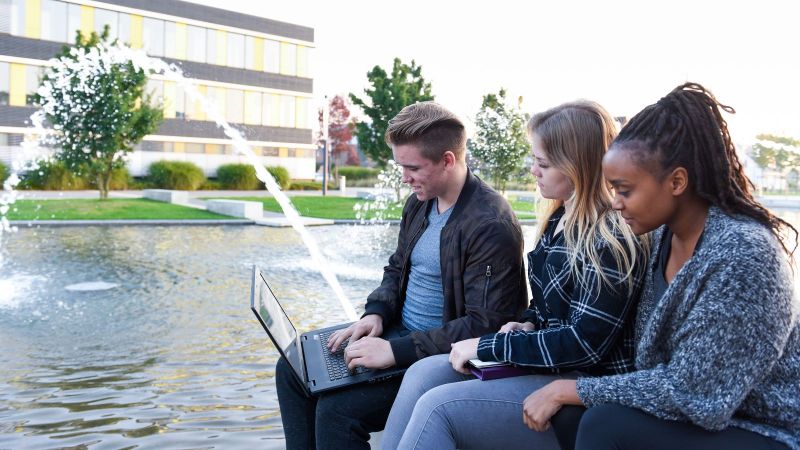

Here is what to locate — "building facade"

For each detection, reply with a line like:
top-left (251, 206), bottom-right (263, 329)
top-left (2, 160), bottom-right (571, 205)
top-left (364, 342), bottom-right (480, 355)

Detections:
top-left (0, 0), bottom-right (316, 179)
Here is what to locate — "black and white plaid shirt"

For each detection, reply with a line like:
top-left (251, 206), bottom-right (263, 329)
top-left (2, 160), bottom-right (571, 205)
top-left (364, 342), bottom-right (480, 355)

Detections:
top-left (477, 207), bottom-right (645, 375)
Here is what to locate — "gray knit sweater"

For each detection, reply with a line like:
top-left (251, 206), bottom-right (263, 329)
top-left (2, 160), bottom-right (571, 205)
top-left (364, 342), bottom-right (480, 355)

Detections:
top-left (577, 207), bottom-right (799, 449)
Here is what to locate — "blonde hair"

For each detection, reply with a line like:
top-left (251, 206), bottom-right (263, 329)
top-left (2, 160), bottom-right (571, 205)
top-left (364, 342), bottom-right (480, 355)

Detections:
top-left (529, 100), bottom-right (645, 295)
top-left (385, 101), bottom-right (466, 161)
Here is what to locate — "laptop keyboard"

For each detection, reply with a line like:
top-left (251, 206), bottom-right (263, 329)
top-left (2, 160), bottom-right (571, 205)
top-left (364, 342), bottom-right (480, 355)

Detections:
top-left (318, 330), bottom-right (368, 381)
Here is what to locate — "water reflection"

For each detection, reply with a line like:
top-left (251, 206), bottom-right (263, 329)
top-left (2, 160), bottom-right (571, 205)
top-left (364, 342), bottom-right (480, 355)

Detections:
top-left (0, 213), bottom-right (796, 448)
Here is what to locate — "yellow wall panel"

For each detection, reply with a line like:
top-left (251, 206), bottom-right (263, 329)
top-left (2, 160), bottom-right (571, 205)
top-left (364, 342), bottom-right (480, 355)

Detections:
top-left (254, 38), bottom-right (264, 71)
top-left (163, 81), bottom-right (176, 118)
top-left (130, 15), bottom-right (143, 49)
top-left (216, 30), bottom-right (227, 66)
top-left (194, 85), bottom-right (206, 121)
top-left (278, 147), bottom-right (288, 158)
top-left (175, 23), bottom-right (187, 60)
top-left (24, 0), bottom-right (41, 39)
top-left (296, 46), bottom-right (308, 78)
top-left (173, 142), bottom-right (185, 153)
top-left (79, 5), bottom-right (94, 40)
top-left (9, 64), bottom-right (27, 106)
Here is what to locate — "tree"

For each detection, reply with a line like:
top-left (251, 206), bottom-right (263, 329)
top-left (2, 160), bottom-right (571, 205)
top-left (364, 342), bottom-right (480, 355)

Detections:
top-left (36, 26), bottom-right (162, 199)
top-left (468, 89), bottom-right (530, 193)
top-left (750, 134), bottom-right (800, 172)
top-left (349, 58), bottom-right (434, 167)
top-left (328, 95), bottom-right (359, 173)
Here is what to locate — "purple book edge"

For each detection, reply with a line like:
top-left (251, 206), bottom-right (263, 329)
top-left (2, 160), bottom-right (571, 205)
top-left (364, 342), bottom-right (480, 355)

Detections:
top-left (469, 364), bottom-right (531, 381)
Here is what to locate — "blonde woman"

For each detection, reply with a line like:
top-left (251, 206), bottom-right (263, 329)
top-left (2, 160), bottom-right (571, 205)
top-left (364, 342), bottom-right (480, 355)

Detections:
top-left (380, 101), bottom-right (647, 450)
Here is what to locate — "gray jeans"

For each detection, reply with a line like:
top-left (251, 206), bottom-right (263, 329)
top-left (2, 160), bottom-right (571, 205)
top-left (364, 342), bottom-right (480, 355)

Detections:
top-left (382, 354), bottom-right (573, 450)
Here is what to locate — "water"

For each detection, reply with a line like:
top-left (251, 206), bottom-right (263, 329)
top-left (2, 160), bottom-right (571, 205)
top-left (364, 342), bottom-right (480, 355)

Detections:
top-left (0, 225), bottom-right (399, 449)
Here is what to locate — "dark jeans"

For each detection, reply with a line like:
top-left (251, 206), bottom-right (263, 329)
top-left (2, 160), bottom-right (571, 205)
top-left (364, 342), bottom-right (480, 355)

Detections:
top-left (551, 404), bottom-right (789, 450)
top-left (275, 356), bottom-right (404, 450)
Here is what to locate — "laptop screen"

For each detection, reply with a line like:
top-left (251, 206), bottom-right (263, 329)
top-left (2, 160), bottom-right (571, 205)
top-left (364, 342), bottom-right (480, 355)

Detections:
top-left (251, 268), bottom-right (305, 381)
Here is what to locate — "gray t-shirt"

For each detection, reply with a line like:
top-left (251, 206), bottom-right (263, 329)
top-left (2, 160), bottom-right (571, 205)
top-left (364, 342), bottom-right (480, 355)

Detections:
top-left (401, 200), bottom-right (453, 331)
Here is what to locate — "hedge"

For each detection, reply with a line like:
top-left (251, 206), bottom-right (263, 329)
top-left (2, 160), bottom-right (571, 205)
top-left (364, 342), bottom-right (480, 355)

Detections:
top-left (216, 163), bottom-right (260, 190)
top-left (18, 159), bottom-right (89, 190)
top-left (147, 160), bottom-right (206, 190)
top-left (336, 166), bottom-right (380, 180)
top-left (288, 180), bottom-right (336, 191)
top-left (87, 167), bottom-right (131, 190)
top-left (0, 161), bottom-right (8, 187)
top-left (266, 166), bottom-right (290, 190)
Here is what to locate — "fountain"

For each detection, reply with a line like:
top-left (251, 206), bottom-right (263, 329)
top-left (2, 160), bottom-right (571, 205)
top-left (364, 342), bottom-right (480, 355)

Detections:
top-left (0, 41), bottom-right (358, 321)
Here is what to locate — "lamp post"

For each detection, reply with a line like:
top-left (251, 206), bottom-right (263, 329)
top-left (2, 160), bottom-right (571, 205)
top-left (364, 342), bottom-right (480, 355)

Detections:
top-left (322, 95), bottom-right (330, 196)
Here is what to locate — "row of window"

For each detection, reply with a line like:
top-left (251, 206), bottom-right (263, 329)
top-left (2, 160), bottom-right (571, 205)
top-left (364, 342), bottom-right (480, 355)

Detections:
top-left (0, 133), bottom-right (316, 159)
top-left (0, 62), bottom-right (314, 129)
top-left (2, 0), bottom-right (312, 77)
top-left (147, 80), bottom-right (312, 129)
top-left (136, 140), bottom-right (315, 158)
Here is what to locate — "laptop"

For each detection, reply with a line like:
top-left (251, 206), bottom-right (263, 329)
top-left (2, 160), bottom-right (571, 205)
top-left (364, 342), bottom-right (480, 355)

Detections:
top-left (249, 265), bottom-right (406, 395)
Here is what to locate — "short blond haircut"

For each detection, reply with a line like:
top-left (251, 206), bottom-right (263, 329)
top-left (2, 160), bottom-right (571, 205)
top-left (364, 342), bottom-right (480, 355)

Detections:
top-left (385, 101), bottom-right (466, 162)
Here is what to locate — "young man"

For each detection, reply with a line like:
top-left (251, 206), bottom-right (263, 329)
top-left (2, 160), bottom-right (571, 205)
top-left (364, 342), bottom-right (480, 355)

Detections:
top-left (275, 101), bottom-right (527, 450)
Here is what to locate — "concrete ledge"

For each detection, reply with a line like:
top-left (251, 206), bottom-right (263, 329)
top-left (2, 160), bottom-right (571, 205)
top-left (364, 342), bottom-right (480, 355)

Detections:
top-left (255, 216), bottom-right (334, 227)
top-left (144, 189), bottom-right (188, 204)
top-left (8, 219), bottom-right (254, 227)
top-left (206, 199), bottom-right (264, 219)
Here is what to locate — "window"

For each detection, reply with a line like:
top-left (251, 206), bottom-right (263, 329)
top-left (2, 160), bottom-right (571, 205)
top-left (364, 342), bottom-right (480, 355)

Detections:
top-left (206, 28), bottom-right (217, 64)
top-left (117, 13), bottom-right (131, 45)
top-left (66, 3), bottom-right (81, 42)
top-left (280, 95), bottom-right (295, 128)
top-left (205, 143), bottom-right (223, 154)
top-left (146, 79), bottom-right (164, 104)
top-left (245, 36), bottom-right (258, 70)
top-left (0, 62), bottom-right (8, 105)
top-left (140, 141), bottom-right (162, 152)
top-left (94, 8), bottom-right (118, 40)
top-left (295, 97), bottom-right (310, 129)
top-left (262, 93), bottom-right (280, 126)
top-left (186, 25), bottom-right (206, 63)
top-left (226, 89), bottom-right (244, 123)
top-left (262, 147), bottom-right (279, 157)
top-left (185, 143), bottom-right (204, 154)
top-left (280, 42), bottom-right (296, 76)
top-left (0, 133), bottom-right (8, 146)
top-left (296, 45), bottom-right (309, 78)
top-left (40, 0), bottom-right (68, 42)
top-left (25, 66), bottom-right (41, 106)
top-left (264, 40), bottom-right (280, 73)
top-left (226, 32), bottom-right (245, 68)
top-left (174, 85), bottom-right (186, 119)
top-left (244, 91), bottom-right (261, 125)
top-left (164, 22), bottom-right (177, 58)
top-left (0, 0), bottom-right (11, 34)
top-left (142, 17), bottom-right (165, 57)
top-left (9, 0), bottom-right (24, 36)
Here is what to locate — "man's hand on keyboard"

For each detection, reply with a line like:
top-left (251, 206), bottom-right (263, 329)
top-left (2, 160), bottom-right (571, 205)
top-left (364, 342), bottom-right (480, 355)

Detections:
top-left (327, 314), bottom-right (383, 352)
top-left (344, 336), bottom-right (395, 370)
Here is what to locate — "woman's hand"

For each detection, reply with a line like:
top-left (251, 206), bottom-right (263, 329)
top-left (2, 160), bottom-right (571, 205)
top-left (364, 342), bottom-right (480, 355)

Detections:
top-left (448, 338), bottom-right (480, 374)
top-left (499, 321), bottom-right (536, 333)
top-left (523, 380), bottom-right (580, 432)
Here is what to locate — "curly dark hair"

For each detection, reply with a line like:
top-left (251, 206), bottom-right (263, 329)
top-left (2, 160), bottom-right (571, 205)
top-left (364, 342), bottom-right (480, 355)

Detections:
top-left (614, 82), bottom-right (797, 257)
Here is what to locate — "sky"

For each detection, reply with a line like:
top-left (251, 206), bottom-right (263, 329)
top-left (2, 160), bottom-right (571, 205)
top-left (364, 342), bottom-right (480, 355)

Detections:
top-left (187, 0), bottom-right (799, 145)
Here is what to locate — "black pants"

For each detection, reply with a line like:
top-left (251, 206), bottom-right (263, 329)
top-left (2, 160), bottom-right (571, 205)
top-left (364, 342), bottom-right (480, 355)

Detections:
top-left (275, 356), bottom-right (404, 450)
top-left (552, 404), bottom-right (789, 450)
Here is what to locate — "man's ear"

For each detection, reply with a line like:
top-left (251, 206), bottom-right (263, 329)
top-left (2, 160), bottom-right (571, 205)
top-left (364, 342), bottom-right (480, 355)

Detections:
top-left (667, 167), bottom-right (689, 196)
top-left (442, 151), bottom-right (456, 169)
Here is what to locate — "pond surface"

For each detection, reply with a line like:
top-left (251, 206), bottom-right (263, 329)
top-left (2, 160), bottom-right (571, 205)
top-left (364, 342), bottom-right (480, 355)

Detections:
top-left (0, 212), bottom-right (797, 449)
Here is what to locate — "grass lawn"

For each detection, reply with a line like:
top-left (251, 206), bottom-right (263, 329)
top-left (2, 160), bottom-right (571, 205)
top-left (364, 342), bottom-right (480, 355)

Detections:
top-left (4, 199), bottom-right (233, 220)
top-left (209, 196), bottom-right (404, 220)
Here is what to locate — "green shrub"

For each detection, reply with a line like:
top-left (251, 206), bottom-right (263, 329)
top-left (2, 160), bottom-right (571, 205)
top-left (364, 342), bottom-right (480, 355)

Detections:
top-left (147, 160), bottom-right (206, 190)
top-left (86, 167), bottom-right (131, 190)
top-left (216, 163), bottom-right (260, 190)
top-left (200, 179), bottom-right (222, 190)
top-left (337, 166), bottom-right (379, 180)
top-left (18, 159), bottom-right (89, 190)
top-left (266, 166), bottom-right (290, 190)
top-left (288, 180), bottom-right (335, 191)
top-left (0, 161), bottom-right (8, 187)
